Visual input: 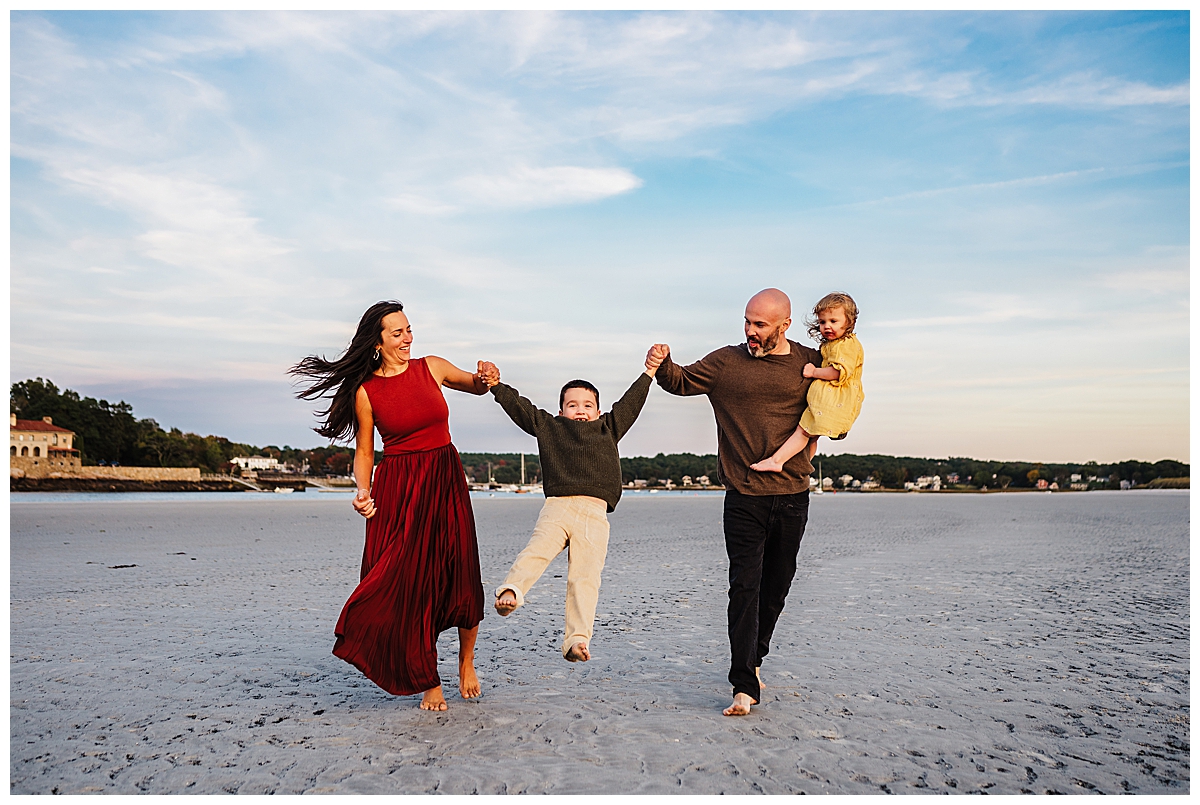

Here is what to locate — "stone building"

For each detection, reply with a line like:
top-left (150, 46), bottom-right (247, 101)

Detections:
top-left (10, 413), bottom-right (81, 472)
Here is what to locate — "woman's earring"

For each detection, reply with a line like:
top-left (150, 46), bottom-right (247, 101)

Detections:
top-left (373, 348), bottom-right (381, 361)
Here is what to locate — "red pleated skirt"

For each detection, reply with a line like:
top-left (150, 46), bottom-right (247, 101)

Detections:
top-left (332, 443), bottom-right (484, 696)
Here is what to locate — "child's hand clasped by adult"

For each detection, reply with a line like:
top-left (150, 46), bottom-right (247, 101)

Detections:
top-left (644, 343), bottom-right (670, 375)
top-left (353, 487), bottom-right (377, 519)
top-left (476, 361), bottom-right (501, 388)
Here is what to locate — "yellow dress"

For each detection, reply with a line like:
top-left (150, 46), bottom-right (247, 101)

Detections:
top-left (799, 333), bottom-right (864, 438)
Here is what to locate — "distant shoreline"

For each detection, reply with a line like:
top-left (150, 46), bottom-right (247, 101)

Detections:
top-left (9, 483), bottom-right (1187, 496)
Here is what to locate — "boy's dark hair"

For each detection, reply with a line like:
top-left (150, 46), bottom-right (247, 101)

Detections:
top-left (559, 379), bottom-right (600, 410)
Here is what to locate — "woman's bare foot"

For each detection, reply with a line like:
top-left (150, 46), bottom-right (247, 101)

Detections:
top-left (749, 458), bottom-right (784, 473)
top-left (565, 642), bottom-right (590, 662)
top-left (420, 686), bottom-right (448, 711)
top-left (459, 656), bottom-right (481, 699)
top-left (722, 692), bottom-right (757, 716)
top-left (494, 589), bottom-right (518, 616)
top-left (756, 666), bottom-right (764, 689)
top-left (457, 624), bottom-right (481, 699)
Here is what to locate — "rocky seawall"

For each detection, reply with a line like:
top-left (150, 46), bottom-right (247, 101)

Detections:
top-left (10, 477), bottom-right (251, 492)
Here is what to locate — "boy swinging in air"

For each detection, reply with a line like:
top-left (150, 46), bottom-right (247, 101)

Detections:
top-left (482, 346), bottom-right (665, 661)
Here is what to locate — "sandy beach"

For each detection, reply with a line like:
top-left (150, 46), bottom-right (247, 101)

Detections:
top-left (10, 490), bottom-right (1189, 794)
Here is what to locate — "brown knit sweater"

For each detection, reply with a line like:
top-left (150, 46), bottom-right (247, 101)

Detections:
top-left (489, 373), bottom-right (652, 512)
top-left (655, 340), bottom-right (821, 495)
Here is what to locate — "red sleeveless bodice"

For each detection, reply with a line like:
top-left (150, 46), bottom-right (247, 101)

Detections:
top-left (361, 358), bottom-right (451, 454)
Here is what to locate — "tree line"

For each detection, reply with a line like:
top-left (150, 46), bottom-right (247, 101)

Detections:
top-left (811, 453), bottom-right (1188, 490)
top-left (11, 378), bottom-right (357, 476)
top-left (11, 378), bottom-right (1189, 486)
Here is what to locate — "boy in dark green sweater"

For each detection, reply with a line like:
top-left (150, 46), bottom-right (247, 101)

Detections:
top-left (486, 347), bottom-right (665, 662)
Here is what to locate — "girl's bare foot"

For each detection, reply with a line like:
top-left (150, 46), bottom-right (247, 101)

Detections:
top-left (420, 686), bottom-right (448, 711)
top-left (459, 656), bottom-right (481, 698)
top-left (749, 458), bottom-right (784, 473)
top-left (494, 589), bottom-right (518, 616)
top-left (565, 642), bottom-right (590, 662)
top-left (723, 691), bottom-right (757, 716)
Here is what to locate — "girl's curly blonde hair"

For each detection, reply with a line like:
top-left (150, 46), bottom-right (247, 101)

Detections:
top-left (806, 292), bottom-right (859, 342)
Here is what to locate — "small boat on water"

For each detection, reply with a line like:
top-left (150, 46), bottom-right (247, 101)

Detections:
top-left (273, 487), bottom-right (295, 494)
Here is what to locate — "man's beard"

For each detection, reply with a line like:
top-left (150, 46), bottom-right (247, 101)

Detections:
top-left (748, 326), bottom-right (785, 358)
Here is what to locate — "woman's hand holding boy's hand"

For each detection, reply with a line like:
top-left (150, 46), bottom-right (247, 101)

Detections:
top-left (476, 361), bottom-right (501, 388)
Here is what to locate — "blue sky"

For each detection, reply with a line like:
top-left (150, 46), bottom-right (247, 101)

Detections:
top-left (10, 11), bottom-right (1190, 463)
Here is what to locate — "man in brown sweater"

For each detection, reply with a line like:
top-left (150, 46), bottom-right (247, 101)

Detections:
top-left (651, 288), bottom-right (821, 716)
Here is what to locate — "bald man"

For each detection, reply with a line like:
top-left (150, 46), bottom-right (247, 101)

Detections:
top-left (649, 288), bottom-right (820, 716)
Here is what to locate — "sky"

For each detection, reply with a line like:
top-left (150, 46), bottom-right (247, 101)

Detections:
top-left (9, 10), bottom-right (1190, 464)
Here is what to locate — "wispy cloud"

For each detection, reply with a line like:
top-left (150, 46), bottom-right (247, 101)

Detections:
top-left (456, 165), bottom-right (642, 208)
top-left (874, 292), bottom-right (1064, 329)
top-left (55, 165), bottom-right (292, 278)
top-left (1101, 268), bottom-right (1190, 295)
top-left (841, 168), bottom-right (1107, 209)
top-left (999, 72), bottom-right (1189, 108)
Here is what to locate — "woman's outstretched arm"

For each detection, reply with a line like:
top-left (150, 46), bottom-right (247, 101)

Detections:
top-left (426, 356), bottom-right (493, 395)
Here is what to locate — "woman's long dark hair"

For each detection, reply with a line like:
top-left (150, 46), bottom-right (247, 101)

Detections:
top-left (290, 300), bottom-right (403, 441)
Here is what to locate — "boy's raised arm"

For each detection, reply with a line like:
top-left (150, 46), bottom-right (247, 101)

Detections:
top-left (607, 372), bottom-right (653, 442)
top-left (489, 382), bottom-right (548, 438)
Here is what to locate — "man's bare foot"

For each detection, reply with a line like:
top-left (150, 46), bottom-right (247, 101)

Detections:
top-left (565, 642), bottom-right (590, 662)
top-left (459, 655), bottom-right (481, 699)
top-left (494, 589), bottom-right (518, 616)
top-left (749, 458), bottom-right (784, 473)
top-left (723, 692), bottom-right (757, 716)
top-left (420, 686), bottom-right (448, 711)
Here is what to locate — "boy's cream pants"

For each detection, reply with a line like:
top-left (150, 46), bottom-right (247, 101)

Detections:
top-left (495, 496), bottom-right (610, 658)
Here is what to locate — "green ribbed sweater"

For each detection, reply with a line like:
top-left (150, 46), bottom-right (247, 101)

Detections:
top-left (489, 373), bottom-right (652, 512)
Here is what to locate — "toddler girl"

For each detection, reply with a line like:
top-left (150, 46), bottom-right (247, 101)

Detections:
top-left (751, 292), bottom-right (864, 473)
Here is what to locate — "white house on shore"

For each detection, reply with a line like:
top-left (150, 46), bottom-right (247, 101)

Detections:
top-left (905, 475), bottom-right (942, 491)
top-left (231, 455), bottom-right (281, 472)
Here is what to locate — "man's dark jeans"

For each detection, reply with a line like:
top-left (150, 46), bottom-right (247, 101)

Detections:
top-left (723, 487), bottom-right (810, 702)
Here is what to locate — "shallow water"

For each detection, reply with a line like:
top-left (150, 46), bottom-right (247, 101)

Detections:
top-left (9, 488), bottom-right (725, 505)
top-left (10, 490), bottom-right (1189, 793)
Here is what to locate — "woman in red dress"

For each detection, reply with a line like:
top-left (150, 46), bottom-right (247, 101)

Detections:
top-left (292, 300), bottom-right (498, 710)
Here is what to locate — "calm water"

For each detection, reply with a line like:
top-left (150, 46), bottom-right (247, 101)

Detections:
top-left (9, 488), bottom-right (728, 504)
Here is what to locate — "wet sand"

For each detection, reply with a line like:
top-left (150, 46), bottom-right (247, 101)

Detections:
top-left (10, 490), bottom-right (1189, 794)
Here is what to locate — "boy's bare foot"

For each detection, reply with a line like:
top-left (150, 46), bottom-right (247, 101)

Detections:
top-left (749, 458), bottom-right (784, 473)
top-left (723, 692), bottom-right (757, 716)
top-left (459, 655), bottom-right (481, 699)
top-left (565, 642), bottom-right (590, 662)
top-left (494, 589), bottom-right (518, 616)
top-left (420, 686), bottom-right (448, 711)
